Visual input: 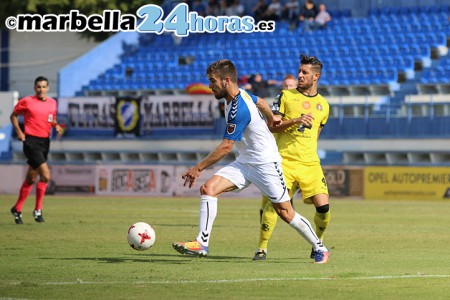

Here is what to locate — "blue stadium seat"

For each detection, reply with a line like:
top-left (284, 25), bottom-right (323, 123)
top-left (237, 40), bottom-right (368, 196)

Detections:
top-left (424, 32), bottom-right (447, 47)
top-left (365, 68), bottom-right (383, 84)
top-left (384, 68), bottom-right (398, 83)
top-left (393, 56), bottom-right (414, 70)
top-left (77, 5), bottom-right (447, 136)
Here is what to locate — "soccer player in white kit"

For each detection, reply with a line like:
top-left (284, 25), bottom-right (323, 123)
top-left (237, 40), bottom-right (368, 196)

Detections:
top-left (172, 59), bottom-right (330, 263)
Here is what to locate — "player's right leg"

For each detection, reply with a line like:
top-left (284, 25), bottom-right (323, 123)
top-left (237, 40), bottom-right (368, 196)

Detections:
top-left (11, 166), bottom-right (37, 224)
top-left (172, 192), bottom-right (220, 257)
top-left (172, 240), bottom-right (209, 257)
top-left (173, 163), bottom-right (245, 257)
top-left (172, 192), bottom-right (219, 257)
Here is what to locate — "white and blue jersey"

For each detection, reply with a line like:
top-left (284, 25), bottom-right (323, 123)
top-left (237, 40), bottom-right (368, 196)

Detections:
top-left (223, 89), bottom-right (281, 164)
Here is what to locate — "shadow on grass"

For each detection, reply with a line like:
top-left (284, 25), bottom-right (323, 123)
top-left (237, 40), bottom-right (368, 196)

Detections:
top-left (39, 254), bottom-right (258, 264)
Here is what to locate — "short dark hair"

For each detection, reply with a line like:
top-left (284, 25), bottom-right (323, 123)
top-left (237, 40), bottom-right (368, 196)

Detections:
top-left (206, 59), bottom-right (237, 83)
top-left (34, 76), bottom-right (48, 85)
top-left (34, 76), bottom-right (49, 86)
top-left (300, 54), bottom-right (323, 74)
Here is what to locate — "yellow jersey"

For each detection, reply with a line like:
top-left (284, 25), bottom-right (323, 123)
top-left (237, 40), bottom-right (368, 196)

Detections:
top-left (274, 88), bottom-right (329, 164)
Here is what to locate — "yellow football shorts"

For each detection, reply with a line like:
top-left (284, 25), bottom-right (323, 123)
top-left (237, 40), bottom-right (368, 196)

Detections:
top-left (281, 158), bottom-right (329, 200)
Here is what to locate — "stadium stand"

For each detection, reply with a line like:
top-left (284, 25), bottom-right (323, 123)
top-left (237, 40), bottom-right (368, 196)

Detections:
top-left (75, 7), bottom-right (448, 99)
top-left (4, 1), bottom-right (450, 167)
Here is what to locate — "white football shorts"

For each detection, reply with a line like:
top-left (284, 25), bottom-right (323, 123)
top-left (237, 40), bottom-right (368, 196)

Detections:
top-left (214, 160), bottom-right (290, 203)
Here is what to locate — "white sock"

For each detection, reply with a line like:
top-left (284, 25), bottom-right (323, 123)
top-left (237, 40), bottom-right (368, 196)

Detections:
top-left (196, 195), bottom-right (218, 247)
top-left (289, 212), bottom-right (325, 251)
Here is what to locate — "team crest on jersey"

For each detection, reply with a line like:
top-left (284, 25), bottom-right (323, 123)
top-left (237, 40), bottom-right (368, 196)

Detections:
top-left (302, 101), bottom-right (311, 109)
top-left (317, 103), bottom-right (323, 111)
top-left (227, 123), bottom-right (236, 134)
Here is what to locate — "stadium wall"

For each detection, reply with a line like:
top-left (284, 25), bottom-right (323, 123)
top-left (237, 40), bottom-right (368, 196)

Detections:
top-left (0, 164), bottom-right (448, 200)
top-left (0, 91), bottom-right (18, 127)
top-left (8, 31), bottom-right (98, 98)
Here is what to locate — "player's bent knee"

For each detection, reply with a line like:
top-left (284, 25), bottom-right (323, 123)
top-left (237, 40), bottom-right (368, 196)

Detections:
top-left (316, 204), bottom-right (329, 214)
top-left (199, 184), bottom-right (209, 195)
top-left (200, 183), bottom-right (218, 196)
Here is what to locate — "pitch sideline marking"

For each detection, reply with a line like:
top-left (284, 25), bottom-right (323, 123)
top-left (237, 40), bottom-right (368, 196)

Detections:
top-left (1, 274), bottom-right (450, 286)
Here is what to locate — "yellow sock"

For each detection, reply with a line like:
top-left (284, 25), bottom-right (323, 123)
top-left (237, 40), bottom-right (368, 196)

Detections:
top-left (259, 196), bottom-right (269, 223)
top-left (258, 196), bottom-right (278, 251)
top-left (314, 209), bottom-right (331, 241)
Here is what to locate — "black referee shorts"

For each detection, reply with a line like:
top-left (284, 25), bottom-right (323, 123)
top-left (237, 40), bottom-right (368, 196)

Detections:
top-left (23, 136), bottom-right (50, 169)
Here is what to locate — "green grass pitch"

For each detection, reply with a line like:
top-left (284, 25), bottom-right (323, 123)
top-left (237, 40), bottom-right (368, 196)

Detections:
top-left (1, 195), bottom-right (450, 299)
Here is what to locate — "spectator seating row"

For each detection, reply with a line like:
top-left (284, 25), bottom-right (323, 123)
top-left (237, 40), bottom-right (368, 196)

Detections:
top-left (369, 4), bottom-right (449, 16)
top-left (79, 7), bottom-right (448, 101)
top-left (321, 115), bottom-right (450, 139)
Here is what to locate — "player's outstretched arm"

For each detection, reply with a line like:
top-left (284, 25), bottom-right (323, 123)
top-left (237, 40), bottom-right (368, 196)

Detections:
top-left (270, 112), bottom-right (314, 133)
top-left (182, 139), bottom-right (235, 188)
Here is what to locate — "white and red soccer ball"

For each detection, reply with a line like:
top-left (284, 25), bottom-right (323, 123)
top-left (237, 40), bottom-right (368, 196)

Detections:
top-left (127, 222), bottom-right (156, 251)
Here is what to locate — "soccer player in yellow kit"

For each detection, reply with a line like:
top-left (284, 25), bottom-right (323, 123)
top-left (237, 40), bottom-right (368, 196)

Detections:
top-left (253, 55), bottom-right (330, 260)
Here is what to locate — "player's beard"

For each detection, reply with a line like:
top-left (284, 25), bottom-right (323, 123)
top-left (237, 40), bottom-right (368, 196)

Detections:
top-left (213, 87), bottom-right (227, 100)
top-left (297, 78), bottom-right (313, 94)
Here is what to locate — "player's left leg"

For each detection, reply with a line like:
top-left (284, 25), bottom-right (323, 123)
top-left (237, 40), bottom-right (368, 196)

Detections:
top-left (306, 196), bottom-right (330, 259)
top-left (34, 162), bottom-right (51, 222)
top-left (297, 164), bottom-right (330, 258)
top-left (272, 201), bottom-right (330, 264)
top-left (311, 193), bottom-right (330, 242)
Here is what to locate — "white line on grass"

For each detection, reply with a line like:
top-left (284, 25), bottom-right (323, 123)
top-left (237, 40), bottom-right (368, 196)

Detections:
top-left (2, 274), bottom-right (450, 286)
